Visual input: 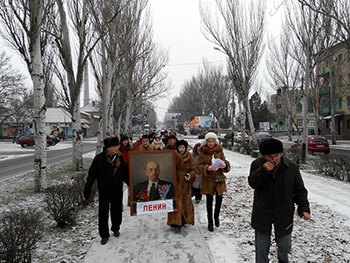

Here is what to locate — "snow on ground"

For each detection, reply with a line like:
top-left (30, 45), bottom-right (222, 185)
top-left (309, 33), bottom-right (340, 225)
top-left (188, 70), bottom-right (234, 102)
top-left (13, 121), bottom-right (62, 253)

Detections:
top-left (1, 138), bottom-right (350, 262)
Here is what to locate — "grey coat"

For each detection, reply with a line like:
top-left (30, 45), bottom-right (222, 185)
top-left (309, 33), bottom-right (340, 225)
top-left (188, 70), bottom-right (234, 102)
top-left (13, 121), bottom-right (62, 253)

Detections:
top-left (248, 157), bottom-right (310, 237)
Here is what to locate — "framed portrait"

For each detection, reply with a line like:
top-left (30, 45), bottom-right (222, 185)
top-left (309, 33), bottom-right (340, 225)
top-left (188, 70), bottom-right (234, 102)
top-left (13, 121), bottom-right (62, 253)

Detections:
top-left (129, 150), bottom-right (178, 216)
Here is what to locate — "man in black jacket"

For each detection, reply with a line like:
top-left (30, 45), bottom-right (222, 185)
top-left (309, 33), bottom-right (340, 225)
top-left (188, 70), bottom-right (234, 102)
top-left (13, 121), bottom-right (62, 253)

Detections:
top-left (248, 139), bottom-right (311, 263)
top-left (84, 136), bottom-right (129, 245)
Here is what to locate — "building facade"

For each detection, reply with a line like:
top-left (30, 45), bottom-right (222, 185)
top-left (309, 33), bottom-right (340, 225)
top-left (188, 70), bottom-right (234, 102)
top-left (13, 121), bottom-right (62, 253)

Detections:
top-left (317, 41), bottom-right (350, 140)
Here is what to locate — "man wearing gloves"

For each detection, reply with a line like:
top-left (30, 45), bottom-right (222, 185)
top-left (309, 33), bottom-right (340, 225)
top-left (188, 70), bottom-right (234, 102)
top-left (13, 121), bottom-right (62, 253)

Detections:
top-left (84, 136), bottom-right (129, 245)
top-left (248, 138), bottom-right (311, 263)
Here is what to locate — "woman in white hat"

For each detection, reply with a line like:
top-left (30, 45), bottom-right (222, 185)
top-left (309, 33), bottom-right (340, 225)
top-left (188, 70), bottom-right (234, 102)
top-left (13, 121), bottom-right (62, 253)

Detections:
top-left (197, 132), bottom-right (230, 232)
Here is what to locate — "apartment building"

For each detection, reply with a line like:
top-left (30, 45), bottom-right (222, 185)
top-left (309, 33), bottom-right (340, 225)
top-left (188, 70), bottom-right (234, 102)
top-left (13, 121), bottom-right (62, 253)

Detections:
top-left (316, 41), bottom-right (350, 140)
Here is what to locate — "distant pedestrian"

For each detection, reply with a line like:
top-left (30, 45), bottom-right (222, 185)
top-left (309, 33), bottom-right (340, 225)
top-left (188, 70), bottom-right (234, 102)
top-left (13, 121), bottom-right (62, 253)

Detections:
top-left (197, 132), bottom-right (230, 232)
top-left (136, 134), bottom-right (156, 151)
top-left (152, 134), bottom-right (165, 150)
top-left (161, 130), bottom-right (169, 145)
top-left (163, 135), bottom-right (176, 150)
top-left (191, 142), bottom-right (203, 204)
top-left (84, 136), bottom-right (129, 245)
top-left (248, 138), bottom-right (311, 263)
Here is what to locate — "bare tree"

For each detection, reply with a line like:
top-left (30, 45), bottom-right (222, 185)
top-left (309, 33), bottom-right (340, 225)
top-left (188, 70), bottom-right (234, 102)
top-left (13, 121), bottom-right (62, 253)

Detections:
top-left (286, 0), bottom-right (337, 161)
top-left (89, 0), bottom-right (169, 144)
top-left (197, 62), bottom-right (233, 132)
top-left (0, 0), bottom-right (54, 192)
top-left (200, 0), bottom-right (266, 142)
top-left (297, 0), bottom-right (350, 44)
top-left (266, 24), bottom-right (303, 141)
top-left (168, 76), bottom-right (206, 121)
top-left (49, 0), bottom-right (100, 170)
top-left (297, 0), bottom-right (350, 143)
top-left (0, 51), bottom-right (29, 123)
top-left (168, 62), bottom-right (234, 130)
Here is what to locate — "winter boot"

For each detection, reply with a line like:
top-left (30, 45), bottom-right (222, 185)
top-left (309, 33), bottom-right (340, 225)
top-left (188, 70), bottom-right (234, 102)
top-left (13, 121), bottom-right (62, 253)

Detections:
top-left (206, 194), bottom-right (214, 232)
top-left (214, 194), bottom-right (223, 227)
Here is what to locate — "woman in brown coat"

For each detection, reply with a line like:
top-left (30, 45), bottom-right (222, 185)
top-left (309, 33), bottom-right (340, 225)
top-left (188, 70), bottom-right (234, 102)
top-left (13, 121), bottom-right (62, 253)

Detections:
top-left (167, 139), bottom-right (196, 232)
top-left (197, 132), bottom-right (230, 232)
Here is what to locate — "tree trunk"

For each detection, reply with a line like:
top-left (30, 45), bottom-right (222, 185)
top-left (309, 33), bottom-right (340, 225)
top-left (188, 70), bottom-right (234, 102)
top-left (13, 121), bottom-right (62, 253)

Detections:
top-left (72, 95), bottom-right (83, 171)
top-left (124, 98), bottom-right (133, 136)
top-left (31, 1), bottom-right (47, 193)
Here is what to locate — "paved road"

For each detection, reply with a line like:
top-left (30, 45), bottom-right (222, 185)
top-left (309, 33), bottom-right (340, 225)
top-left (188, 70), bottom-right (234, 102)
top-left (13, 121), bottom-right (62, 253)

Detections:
top-left (0, 141), bottom-right (96, 180)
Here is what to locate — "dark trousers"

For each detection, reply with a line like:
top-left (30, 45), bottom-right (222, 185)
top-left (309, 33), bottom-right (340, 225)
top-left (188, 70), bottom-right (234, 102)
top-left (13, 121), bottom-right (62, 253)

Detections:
top-left (98, 192), bottom-right (123, 238)
top-left (255, 230), bottom-right (291, 263)
top-left (205, 190), bottom-right (222, 224)
top-left (192, 186), bottom-right (202, 201)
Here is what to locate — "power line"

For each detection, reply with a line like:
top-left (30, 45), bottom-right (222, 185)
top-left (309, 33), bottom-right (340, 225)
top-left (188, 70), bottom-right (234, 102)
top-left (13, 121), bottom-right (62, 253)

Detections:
top-left (164, 34), bottom-right (281, 68)
top-left (165, 60), bottom-right (226, 67)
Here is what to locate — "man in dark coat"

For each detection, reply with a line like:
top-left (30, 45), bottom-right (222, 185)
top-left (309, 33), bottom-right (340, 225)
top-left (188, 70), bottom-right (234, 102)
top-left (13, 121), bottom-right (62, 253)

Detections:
top-left (248, 138), bottom-right (311, 263)
top-left (84, 136), bottom-right (129, 245)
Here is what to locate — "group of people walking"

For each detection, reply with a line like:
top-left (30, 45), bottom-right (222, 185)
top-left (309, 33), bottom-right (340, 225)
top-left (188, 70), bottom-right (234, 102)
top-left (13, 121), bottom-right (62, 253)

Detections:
top-left (84, 131), bottom-right (311, 263)
top-left (84, 131), bottom-right (230, 242)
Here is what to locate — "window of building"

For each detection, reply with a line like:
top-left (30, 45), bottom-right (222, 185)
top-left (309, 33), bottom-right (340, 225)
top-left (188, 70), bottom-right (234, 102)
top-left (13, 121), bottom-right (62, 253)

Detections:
top-left (347, 96), bottom-right (350, 108)
top-left (297, 119), bottom-right (303, 128)
top-left (326, 120), bottom-right (330, 129)
top-left (308, 119), bottom-right (315, 127)
top-left (338, 98), bottom-right (342, 109)
top-left (347, 119), bottom-right (350, 129)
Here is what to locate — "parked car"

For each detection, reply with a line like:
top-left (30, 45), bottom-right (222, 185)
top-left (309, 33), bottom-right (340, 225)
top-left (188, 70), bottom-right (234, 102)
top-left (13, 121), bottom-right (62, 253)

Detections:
top-left (234, 132), bottom-right (250, 143)
top-left (255, 132), bottom-right (273, 145)
top-left (18, 134), bottom-right (55, 148)
top-left (291, 135), bottom-right (330, 154)
top-left (14, 133), bottom-right (32, 144)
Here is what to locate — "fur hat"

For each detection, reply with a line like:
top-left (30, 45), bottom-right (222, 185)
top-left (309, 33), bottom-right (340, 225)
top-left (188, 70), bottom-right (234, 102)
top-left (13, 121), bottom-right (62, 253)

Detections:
top-left (201, 132), bottom-right (220, 146)
top-left (259, 138), bottom-right (284, 155)
top-left (104, 136), bottom-right (119, 148)
top-left (176, 139), bottom-right (188, 149)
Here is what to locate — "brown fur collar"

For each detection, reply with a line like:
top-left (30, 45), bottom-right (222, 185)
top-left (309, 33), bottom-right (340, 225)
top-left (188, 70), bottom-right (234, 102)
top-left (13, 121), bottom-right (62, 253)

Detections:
top-left (199, 144), bottom-right (223, 155)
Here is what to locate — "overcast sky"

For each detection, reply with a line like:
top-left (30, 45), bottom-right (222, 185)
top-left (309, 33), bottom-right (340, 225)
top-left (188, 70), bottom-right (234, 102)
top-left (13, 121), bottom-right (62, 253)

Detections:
top-left (150, 0), bottom-right (284, 121)
top-left (2, 0), bottom-right (284, 122)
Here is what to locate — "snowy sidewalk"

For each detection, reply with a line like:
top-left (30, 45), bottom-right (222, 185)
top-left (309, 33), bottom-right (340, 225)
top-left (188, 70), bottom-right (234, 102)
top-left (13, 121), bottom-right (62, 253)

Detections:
top-left (83, 211), bottom-right (213, 263)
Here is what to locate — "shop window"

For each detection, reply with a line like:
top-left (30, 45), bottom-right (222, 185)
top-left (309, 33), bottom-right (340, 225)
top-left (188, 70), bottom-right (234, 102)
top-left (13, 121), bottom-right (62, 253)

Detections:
top-left (338, 98), bottom-right (342, 109)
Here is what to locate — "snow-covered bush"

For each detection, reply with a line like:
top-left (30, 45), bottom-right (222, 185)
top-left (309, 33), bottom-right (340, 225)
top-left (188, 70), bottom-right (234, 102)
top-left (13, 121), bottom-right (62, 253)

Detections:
top-left (316, 155), bottom-right (346, 180)
top-left (0, 208), bottom-right (44, 263)
top-left (284, 148), bottom-right (302, 166)
top-left (45, 182), bottom-right (81, 227)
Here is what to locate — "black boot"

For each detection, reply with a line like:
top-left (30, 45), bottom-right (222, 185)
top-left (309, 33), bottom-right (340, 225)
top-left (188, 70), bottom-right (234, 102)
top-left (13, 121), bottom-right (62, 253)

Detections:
top-left (214, 192), bottom-right (223, 227)
top-left (214, 217), bottom-right (220, 227)
top-left (206, 194), bottom-right (214, 232)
